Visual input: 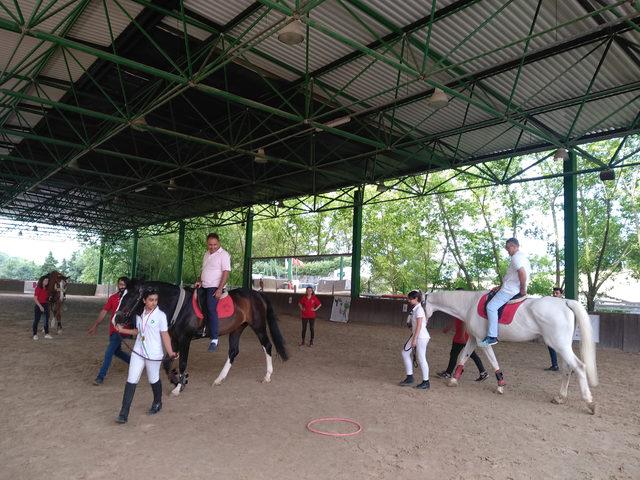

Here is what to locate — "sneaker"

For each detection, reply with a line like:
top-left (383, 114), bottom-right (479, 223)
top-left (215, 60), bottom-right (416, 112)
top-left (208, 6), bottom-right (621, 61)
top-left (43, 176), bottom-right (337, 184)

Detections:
top-left (475, 371), bottom-right (489, 382)
top-left (44, 334), bottom-right (53, 339)
top-left (436, 371), bottom-right (451, 379)
top-left (33, 334), bottom-right (38, 340)
top-left (545, 365), bottom-right (559, 372)
top-left (298, 341), bottom-right (305, 347)
top-left (415, 380), bottom-right (430, 390)
top-left (208, 340), bottom-right (218, 352)
top-left (93, 377), bottom-right (104, 386)
top-left (398, 375), bottom-right (414, 386)
top-left (478, 336), bottom-right (498, 347)
top-left (308, 341), bottom-right (313, 347)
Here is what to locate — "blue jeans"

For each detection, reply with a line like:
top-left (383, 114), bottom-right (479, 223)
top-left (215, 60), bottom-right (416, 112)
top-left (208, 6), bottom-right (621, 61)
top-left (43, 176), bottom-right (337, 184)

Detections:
top-left (97, 333), bottom-right (131, 380)
top-left (32, 304), bottom-right (49, 335)
top-left (486, 289), bottom-right (514, 338)
top-left (205, 287), bottom-right (219, 340)
top-left (548, 347), bottom-right (558, 367)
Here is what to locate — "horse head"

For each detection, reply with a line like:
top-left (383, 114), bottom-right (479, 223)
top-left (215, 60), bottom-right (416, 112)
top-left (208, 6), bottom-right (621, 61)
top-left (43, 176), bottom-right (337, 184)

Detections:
top-left (113, 279), bottom-right (146, 328)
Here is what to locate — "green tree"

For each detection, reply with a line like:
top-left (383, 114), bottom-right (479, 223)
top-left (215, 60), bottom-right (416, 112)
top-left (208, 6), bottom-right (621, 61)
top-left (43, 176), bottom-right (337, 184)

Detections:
top-left (40, 251), bottom-right (58, 276)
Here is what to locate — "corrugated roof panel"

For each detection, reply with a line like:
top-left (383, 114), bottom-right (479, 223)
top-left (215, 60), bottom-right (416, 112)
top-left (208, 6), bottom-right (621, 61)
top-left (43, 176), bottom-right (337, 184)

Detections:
top-left (185, 0), bottom-right (253, 26)
top-left (570, 92), bottom-right (639, 137)
top-left (0, 0), bottom-right (79, 33)
top-left (39, 49), bottom-right (98, 82)
top-left (160, 16), bottom-right (211, 41)
top-left (5, 110), bottom-right (42, 128)
top-left (0, 31), bottom-right (51, 75)
top-left (68, 0), bottom-right (144, 46)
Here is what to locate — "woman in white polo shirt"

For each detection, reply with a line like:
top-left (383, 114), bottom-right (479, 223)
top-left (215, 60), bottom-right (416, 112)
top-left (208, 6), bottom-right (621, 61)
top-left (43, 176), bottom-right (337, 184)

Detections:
top-left (114, 287), bottom-right (177, 424)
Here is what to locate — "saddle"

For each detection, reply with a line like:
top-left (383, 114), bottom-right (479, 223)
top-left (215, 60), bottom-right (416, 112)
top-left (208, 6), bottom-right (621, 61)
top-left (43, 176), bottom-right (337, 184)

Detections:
top-left (477, 291), bottom-right (528, 325)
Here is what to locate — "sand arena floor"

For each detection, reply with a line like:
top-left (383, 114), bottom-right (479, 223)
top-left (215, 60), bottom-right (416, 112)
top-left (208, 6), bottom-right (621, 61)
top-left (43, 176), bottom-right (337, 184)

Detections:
top-left (1, 293), bottom-right (639, 480)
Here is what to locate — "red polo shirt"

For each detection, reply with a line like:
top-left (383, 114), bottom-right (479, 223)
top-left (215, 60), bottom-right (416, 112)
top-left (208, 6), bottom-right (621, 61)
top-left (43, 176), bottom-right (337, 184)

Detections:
top-left (299, 295), bottom-right (321, 319)
top-left (103, 292), bottom-right (123, 335)
top-left (452, 319), bottom-right (469, 344)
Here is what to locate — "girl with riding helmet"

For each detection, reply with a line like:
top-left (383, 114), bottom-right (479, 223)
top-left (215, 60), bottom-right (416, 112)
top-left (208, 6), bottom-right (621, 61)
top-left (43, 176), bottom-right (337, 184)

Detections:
top-left (399, 290), bottom-right (430, 390)
top-left (114, 287), bottom-right (177, 424)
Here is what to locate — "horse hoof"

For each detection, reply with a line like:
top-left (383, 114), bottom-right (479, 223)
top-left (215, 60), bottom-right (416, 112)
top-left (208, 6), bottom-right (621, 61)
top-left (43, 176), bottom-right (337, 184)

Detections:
top-left (551, 396), bottom-right (566, 405)
top-left (496, 386), bottom-right (504, 395)
top-left (587, 402), bottom-right (596, 415)
top-left (213, 379), bottom-right (223, 386)
top-left (447, 379), bottom-right (458, 388)
top-left (170, 385), bottom-right (181, 396)
top-left (261, 376), bottom-right (272, 384)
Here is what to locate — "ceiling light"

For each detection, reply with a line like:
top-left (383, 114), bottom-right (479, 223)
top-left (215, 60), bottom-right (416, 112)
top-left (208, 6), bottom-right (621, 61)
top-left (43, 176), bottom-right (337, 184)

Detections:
top-left (67, 158), bottom-right (79, 169)
top-left (277, 200), bottom-right (285, 208)
top-left (254, 147), bottom-right (267, 164)
top-left (134, 186), bottom-right (147, 193)
top-left (376, 183), bottom-right (389, 193)
top-left (168, 178), bottom-right (177, 191)
top-left (33, 226), bottom-right (37, 232)
top-left (553, 148), bottom-right (568, 161)
top-left (278, 18), bottom-right (305, 45)
top-left (599, 169), bottom-right (615, 181)
top-left (18, 230), bottom-right (22, 236)
top-left (315, 116), bottom-right (351, 132)
top-left (429, 88), bottom-right (449, 108)
top-left (130, 116), bottom-right (147, 132)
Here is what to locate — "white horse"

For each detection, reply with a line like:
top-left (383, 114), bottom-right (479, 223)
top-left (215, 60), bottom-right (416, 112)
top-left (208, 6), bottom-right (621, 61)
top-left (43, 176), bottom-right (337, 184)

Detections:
top-left (425, 290), bottom-right (598, 414)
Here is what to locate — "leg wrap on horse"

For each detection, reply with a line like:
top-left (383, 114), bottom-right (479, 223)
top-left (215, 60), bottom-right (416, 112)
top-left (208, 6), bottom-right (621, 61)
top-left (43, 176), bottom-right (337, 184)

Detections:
top-left (495, 370), bottom-right (506, 386)
top-left (453, 364), bottom-right (464, 380)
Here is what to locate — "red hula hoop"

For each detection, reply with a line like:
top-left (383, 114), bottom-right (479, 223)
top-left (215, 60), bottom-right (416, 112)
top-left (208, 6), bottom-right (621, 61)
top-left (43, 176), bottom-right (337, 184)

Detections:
top-left (306, 417), bottom-right (363, 437)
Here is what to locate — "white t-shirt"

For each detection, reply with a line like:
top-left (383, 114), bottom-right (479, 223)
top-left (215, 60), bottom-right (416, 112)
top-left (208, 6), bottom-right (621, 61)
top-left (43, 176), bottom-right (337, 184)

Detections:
top-left (201, 247), bottom-right (231, 288)
top-left (501, 250), bottom-right (531, 296)
top-left (133, 308), bottom-right (168, 361)
top-left (410, 303), bottom-right (430, 340)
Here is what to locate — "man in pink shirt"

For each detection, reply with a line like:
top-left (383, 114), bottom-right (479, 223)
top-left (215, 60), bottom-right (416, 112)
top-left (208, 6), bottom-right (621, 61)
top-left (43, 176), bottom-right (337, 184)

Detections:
top-left (194, 233), bottom-right (231, 352)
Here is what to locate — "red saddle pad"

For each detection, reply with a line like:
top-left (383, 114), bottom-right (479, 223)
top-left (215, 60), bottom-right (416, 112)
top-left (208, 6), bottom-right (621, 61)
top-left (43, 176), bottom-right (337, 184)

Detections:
top-left (477, 293), bottom-right (524, 325)
top-left (217, 295), bottom-right (235, 318)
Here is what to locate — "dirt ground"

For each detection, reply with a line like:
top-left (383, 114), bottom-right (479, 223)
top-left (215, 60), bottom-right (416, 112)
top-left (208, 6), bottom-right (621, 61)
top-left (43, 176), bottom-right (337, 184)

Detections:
top-left (1, 293), bottom-right (639, 480)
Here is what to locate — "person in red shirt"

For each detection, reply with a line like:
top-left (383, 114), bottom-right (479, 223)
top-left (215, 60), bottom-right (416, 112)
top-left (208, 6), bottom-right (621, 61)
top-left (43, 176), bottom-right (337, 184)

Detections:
top-left (298, 287), bottom-right (321, 347)
top-left (87, 277), bottom-right (131, 385)
top-left (33, 275), bottom-right (51, 340)
top-left (436, 318), bottom-right (488, 381)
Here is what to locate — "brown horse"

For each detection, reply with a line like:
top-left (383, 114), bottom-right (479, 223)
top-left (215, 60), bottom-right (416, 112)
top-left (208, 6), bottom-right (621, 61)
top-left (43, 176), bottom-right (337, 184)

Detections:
top-left (114, 280), bottom-right (288, 395)
top-left (46, 271), bottom-right (68, 333)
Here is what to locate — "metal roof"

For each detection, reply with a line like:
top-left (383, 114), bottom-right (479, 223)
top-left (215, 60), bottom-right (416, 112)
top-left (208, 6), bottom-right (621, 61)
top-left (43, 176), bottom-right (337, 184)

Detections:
top-left (0, 0), bottom-right (639, 237)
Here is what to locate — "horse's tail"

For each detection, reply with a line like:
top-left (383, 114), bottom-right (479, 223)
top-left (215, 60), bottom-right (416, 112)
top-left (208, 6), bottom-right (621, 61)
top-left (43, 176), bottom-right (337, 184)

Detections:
top-left (260, 292), bottom-right (288, 361)
top-left (567, 299), bottom-right (598, 387)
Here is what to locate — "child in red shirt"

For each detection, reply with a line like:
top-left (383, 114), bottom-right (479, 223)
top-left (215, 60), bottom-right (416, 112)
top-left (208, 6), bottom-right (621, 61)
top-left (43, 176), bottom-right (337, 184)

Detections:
top-left (33, 275), bottom-right (51, 340)
top-left (436, 318), bottom-right (488, 381)
top-left (298, 287), bottom-right (321, 347)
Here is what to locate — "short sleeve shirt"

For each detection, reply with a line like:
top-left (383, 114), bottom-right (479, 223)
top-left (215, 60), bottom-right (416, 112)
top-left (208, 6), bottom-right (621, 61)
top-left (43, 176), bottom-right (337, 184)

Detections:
top-left (410, 303), bottom-right (429, 340)
top-left (103, 291), bottom-right (125, 335)
top-left (201, 247), bottom-right (231, 288)
top-left (452, 319), bottom-right (469, 344)
top-left (133, 308), bottom-right (168, 361)
top-left (502, 250), bottom-right (530, 296)
top-left (34, 286), bottom-right (49, 304)
top-left (299, 295), bottom-right (321, 318)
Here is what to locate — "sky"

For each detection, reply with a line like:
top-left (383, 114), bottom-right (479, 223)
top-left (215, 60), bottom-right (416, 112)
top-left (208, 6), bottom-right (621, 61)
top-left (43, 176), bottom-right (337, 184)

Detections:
top-left (1, 232), bottom-right (84, 264)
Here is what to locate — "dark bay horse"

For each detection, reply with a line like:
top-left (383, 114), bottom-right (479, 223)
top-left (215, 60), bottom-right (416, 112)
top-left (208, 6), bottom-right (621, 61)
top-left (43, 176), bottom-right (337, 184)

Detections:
top-left (114, 280), bottom-right (288, 395)
top-left (46, 271), bottom-right (68, 333)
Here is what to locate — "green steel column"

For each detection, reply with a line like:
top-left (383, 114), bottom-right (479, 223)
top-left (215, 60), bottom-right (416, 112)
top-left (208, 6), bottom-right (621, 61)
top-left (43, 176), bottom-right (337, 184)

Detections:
top-left (176, 221), bottom-right (186, 286)
top-left (339, 256), bottom-right (344, 280)
top-left (131, 229), bottom-right (139, 278)
top-left (97, 240), bottom-right (105, 284)
top-left (242, 210), bottom-right (254, 289)
top-left (351, 187), bottom-right (363, 299)
top-left (564, 151), bottom-right (578, 300)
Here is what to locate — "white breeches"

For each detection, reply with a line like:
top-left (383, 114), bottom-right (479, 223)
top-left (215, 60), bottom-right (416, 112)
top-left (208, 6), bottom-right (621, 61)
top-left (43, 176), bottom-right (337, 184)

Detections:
top-left (402, 336), bottom-right (429, 381)
top-left (127, 353), bottom-right (161, 384)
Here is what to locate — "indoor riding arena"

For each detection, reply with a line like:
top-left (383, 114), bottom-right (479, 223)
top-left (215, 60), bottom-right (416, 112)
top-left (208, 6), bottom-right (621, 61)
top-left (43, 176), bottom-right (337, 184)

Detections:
top-left (1, 291), bottom-right (639, 479)
top-left (1, 1), bottom-right (639, 479)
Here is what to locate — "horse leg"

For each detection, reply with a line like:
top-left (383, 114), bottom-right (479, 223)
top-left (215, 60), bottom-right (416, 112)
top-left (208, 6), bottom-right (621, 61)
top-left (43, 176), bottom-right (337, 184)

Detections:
top-left (56, 302), bottom-right (63, 333)
top-left (250, 323), bottom-right (275, 383)
top-left (478, 346), bottom-right (506, 394)
top-left (172, 340), bottom-right (192, 396)
top-left (447, 338), bottom-right (477, 388)
top-left (213, 326), bottom-right (246, 386)
top-left (552, 346), bottom-right (595, 414)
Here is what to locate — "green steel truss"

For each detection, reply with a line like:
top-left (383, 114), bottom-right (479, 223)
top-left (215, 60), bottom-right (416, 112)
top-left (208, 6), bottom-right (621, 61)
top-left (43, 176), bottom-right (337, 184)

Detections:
top-left (0, 0), bottom-right (638, 239)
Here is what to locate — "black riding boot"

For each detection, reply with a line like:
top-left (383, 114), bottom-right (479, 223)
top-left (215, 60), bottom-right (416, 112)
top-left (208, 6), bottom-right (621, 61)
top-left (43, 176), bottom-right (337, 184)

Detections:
top-left (148, 380), bottom-right (162, 415)
top-left (116, 382), bottom-right (137, 424)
